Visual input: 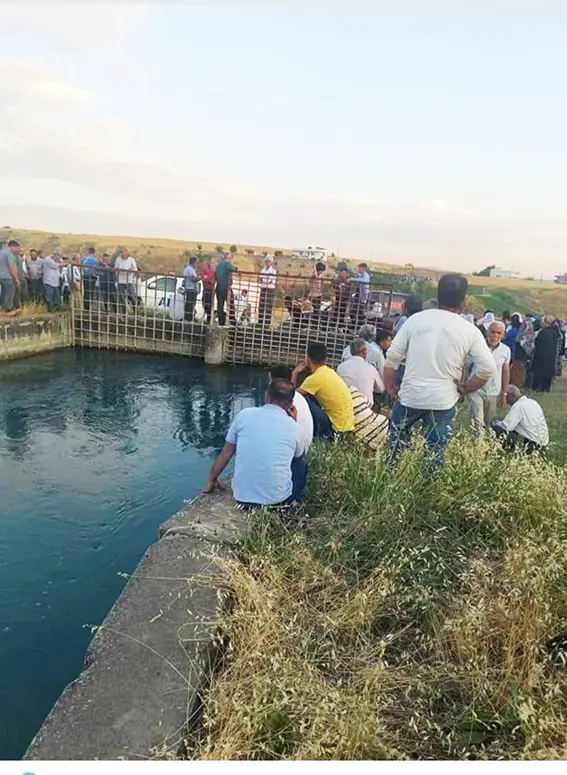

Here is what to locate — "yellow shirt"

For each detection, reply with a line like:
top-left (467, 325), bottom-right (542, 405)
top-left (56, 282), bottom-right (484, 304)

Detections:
top-left (300, 365), bottom-right (355, 432)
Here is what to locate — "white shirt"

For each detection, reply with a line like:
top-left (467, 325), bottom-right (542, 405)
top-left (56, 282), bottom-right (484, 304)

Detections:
top-left (337, 355), bottom-right (384, 404)
top-left (293, 391), bottom-right (313, 455)
top-left (387, 308), bottom-right (496, 411)
top-left (342, 340), bottom-right (385, 375)
top-left (477, 342), bottom-right (511, 397)
top-left (501, 395), bottom-right (549, 447)
top-left (259, 265), bottom-right (277, 289)
top-left (115, 256), bottom-right (138, 285)
top-left (43, 256), bottom-right (61, 288)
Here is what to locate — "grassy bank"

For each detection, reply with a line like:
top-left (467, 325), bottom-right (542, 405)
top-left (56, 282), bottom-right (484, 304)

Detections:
top-left (195, 384), bottom-right (567, 760)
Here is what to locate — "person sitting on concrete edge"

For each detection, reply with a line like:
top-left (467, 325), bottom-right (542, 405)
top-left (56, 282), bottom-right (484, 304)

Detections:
top-left (292, 341), bottom-right (355, 439)
top-left (337, 338), bottom-right (384, 406)
top-left (466, 320), bottom-right (511, 431)
top-left (341, 323), bottom-right (385, 375)
top-left (491, 385), bottom-right (549, 454)
top-left (269, 365), bottom-right (313, 453)
top-left (202, 378), bottom-right (307, 508)
top-left (384, 273), bottom-right (496, 463)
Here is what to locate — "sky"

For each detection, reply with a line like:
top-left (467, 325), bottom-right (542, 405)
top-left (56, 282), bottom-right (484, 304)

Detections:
top-left (0, 3), bottom-right (566, 276)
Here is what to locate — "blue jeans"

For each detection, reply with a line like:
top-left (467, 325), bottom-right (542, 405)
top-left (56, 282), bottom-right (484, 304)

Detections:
top-left (303, 393), bottom-right (334, 439)
top-left (44, 284), bottom-right (61, 312)
top-left (387, 402), bottom-right (456, 462)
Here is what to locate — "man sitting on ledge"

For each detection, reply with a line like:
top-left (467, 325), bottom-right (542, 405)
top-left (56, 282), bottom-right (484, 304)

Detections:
top-left (491, 385), bottom-right (549, 454)
top-left (292, 342), bottom-right (355, 438)
top-left (202, 379), bottom-right (307, 508)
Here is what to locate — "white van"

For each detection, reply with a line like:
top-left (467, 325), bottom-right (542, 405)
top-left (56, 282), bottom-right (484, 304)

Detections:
top-left (137, 275), bottom-right (204, 320)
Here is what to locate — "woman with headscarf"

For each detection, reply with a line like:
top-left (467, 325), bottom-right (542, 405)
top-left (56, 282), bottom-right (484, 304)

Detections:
top-left (531, 315), bottom-right (559, 392)
top-left (553, 318), bottom-right (566, 377)
top-left (510, 316), bottom-right (535, 388)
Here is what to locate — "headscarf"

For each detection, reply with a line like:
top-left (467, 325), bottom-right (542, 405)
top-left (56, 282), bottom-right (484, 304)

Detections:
top-left (477, 312), bottom-right (496, 329)
top-left (517, 317), bottom-right (536, 356)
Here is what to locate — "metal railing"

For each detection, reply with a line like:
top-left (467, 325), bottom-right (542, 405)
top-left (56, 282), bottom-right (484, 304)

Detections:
top-left (66, 266), bottom-right (393, 365)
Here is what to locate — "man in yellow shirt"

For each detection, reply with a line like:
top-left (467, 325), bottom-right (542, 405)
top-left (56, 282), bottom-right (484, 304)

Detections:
top-left (292, 342), bottom-right (355, 437)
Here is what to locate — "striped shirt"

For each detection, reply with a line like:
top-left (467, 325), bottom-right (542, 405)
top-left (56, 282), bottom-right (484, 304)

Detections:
top-left (349, 386), bottom-right (389, 451)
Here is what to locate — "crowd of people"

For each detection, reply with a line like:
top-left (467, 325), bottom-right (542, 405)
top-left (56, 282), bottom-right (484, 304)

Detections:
top-left (0, 240), bottom-right (139, 315)
top-left (204, 272), bottom-right (556, 510)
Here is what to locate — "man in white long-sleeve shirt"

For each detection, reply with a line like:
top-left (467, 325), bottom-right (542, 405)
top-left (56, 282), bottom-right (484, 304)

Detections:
top-left (337, 338), bottom-right (384, 405)
top-left (384, 273), bottom-right (496, 461)
top-left (491, 385), bottom-right (549, 453)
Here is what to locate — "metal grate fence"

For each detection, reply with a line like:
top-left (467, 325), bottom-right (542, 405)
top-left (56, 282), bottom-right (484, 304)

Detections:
top-left (67, 266), bottom-right (393, 366)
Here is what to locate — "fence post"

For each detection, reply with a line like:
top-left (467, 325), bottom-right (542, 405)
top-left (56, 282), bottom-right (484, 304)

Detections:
top-left (204, 326), bottom-right (229, 365)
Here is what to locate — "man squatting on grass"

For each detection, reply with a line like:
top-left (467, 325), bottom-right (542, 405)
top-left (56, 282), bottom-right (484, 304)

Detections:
top-left (202, 378), bottom-right (308, 509)
top-left (384, 273), bottom-right (497, 462)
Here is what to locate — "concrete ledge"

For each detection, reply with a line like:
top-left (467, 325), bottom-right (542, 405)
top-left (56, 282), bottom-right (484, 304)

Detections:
top-left (25, 488), bottom-right (243, 761)
top-left (0, 313), bottom-right (72, 361)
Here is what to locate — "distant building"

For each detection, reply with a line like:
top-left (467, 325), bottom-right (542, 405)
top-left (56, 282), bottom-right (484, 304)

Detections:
top-left (554, 274), bottom-right (567, 285)
top-left (489, 267), bottom-right (519, 279)
top-left (292, 246), bottom-right (330, 262)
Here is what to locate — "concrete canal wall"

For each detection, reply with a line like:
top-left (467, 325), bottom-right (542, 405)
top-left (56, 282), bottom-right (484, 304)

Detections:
top-left (0, 314), bottom-right (72, 361)
top-left (25, 487), bottom-right (243, 761)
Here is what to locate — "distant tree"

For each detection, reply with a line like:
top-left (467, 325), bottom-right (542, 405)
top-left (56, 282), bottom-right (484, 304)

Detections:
top-left (274, 250), bottom-right (283, 257)
top-left (262, 251), bottom-right (269, 257)
top-left (245, 248), bottom-right (254, 255)
top-left (336, 261), bottom-right (350, 273)
top-left (473, 265), bottom-right (495, 277)
top-left (216, 244), bottom-right (224, 253)
top-left (197, 244), bottom-right (203, 251)
top-left (230, 244), bottom-right (238, 254)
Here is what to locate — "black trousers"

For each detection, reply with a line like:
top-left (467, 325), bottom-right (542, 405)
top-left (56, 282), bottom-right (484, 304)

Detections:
top-left (83, 276), bottom-right (97, 310)
top-left (184, 289), bottom-right (197, 321)
top-left (491, 420), bottom-right (542, 454)
top-left (203, 287), bottom-right (213, 324)
top-left (532, 373), bottom-right (553, 393)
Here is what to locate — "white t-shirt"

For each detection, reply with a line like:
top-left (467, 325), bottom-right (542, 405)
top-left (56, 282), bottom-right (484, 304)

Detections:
top-left (477, 342), bottom-right (511, 397)
top-left (260, 265), bottom-right (277, 289)
top-left (386, 308), bottom-right (496, 410)
top-left (115, 256), bottom-right (138, 285)
top-left (337, 355), bottom-right (384, 404)
top-left (293, 391), bottom-right (313, 456)
top-left (501, 395), bottom-right (549, 447)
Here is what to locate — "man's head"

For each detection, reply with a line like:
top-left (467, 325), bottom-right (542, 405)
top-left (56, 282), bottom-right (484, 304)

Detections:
top-left (7, 239), bottom-right (20, 255)
top-left (268, 364), bottom-right (292, 383)
top-left (506, 384), bottom-right (522, 405)
top-left (306, 341), bottom-right (327, 370)
top-left (487, 320), bottom-right (505, 348)
top-left (403, 294), bottom-right (423, 317)
top-left (422, 298), bottom-right (438, 311)
top-left (189, 256), bottom-right (197, 266)
top-left (265, 254), bottom-right (274, 266)
top-left (102, 252), bottom-right (110, 264)
top-left (265, 379), bottom-right (295, 412)
top-left (241, 288), bottom-right (248, 296)
top-left (437, 274), bottom-right (468, 311)
top-left (358, 323), bottom-right (376, 343)
top-left (542, 314), bottom-right (555, 328)
top-left (377, 328), bottom-right (392, 350)
top-left (120, 247), bottom-right (129, 259)
top-left (350, 338), bottom-right (367, 359)
top-left (53, 248), bottom-right (63, 258)
top-left (502, 310), bottom-right (511, 322)
top-left (315, 261), bottom-right (326, 274)
top-left (29, 248), bottom-right (38, 260)
top-left (511, 313), bottom-right (521, 327)
top-left (339, 268), bottom-right (350, 280)
top-left (87, 247), bottom-right (96, 255)
top-left (357, 262), bottom-right (368, 275)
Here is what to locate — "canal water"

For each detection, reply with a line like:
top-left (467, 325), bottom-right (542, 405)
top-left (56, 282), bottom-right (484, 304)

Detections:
top-left (0, 350), bottom-right (265, 760)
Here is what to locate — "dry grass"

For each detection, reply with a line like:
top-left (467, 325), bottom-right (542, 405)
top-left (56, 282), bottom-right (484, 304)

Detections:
top-left (194, 422), bottom-right (567, 760)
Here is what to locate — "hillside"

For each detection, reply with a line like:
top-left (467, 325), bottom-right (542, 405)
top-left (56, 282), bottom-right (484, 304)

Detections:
top-left (2, 226), bottom-right (567, 318)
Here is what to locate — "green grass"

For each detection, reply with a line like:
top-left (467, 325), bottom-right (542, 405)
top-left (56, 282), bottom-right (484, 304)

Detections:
top-left (195, 381), bottom-right (567, 760)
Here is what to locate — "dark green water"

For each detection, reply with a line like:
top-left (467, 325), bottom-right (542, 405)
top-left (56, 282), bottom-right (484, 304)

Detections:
top-left (0, 350), bottom-right (264, 760)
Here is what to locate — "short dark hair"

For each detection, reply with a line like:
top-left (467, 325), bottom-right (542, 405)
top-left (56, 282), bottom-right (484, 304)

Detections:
top-left (376, 328), bottom-right (392, 344)
top-left (358, 262), bottom-right (368, 270)
top-left (269, 364), bottom-right (292, 380)
top-left (189, 256), bottom-right (197, 264)
top-left (502, 310), bottom-right (510, 319)
top-left (102, 253), bottom-right (110, 258)
top-left (307, 341), bottom-right (327, 365)
top-left (267, 379), bottom-right (295, 410)
top-left (315, 261), bottom-right (326, 273)
top-left (30, 247), bottom-right (37, 253)
top-left (88, 247), bottom-right (96, 254)
top-left (7, 239), bottom-right (19, 247)
top-left (404, 294), bottom-right (423, 317)
top-left (437, 273), bottom-right (468, 309)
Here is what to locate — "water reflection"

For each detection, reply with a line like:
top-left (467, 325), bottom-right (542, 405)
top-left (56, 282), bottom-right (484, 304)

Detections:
top-left (0, 349), bottom-right (264, 759)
